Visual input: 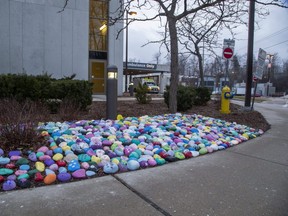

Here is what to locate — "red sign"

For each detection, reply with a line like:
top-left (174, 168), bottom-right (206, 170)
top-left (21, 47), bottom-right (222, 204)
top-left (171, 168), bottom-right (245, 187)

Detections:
top-left (223, 47), bottom-right (233, 59)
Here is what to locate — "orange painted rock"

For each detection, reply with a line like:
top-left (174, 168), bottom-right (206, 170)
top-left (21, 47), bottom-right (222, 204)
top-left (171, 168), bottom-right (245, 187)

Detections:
top-left (43, 174), bottom-right (56, 185)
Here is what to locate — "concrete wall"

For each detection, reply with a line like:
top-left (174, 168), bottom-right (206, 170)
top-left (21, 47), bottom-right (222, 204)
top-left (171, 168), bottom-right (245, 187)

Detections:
top-left (0, 0), bottom-right (89, 80)
top-left (108, 1), bottom-right (124, 95)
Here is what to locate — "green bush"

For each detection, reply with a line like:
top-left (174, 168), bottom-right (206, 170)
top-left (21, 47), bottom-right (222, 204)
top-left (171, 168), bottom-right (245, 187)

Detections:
top-left (164, 85), bottom-right (195, 112)
top-left (193, 87), bottom-right (211, 106)
top-left (0, 73), bottom-right (93, 111)
top-left (135, 83), bottom-right (151, 104)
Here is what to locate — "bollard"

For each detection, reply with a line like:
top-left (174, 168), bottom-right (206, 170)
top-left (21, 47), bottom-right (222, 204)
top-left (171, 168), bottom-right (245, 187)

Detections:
top-left (106, 65), bottom-right (118, 120)
top-left (220, 85), bottom-right (234, 114)
top-left (129, 82), bottom-right (134, 97)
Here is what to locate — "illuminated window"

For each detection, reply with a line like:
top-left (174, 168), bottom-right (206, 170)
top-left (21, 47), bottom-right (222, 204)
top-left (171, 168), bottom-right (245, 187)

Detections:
top-left (89, 0), bottom-right (108, 51)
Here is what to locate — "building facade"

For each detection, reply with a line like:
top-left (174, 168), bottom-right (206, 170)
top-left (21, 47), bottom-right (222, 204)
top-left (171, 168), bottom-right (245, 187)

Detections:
top-left (0, 0), bottom-right (124, 95)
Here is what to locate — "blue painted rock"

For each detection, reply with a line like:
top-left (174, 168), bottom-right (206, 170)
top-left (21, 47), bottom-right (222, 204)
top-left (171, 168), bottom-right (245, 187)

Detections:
top-left (72, 169), bottom-right (86, 179)
top-left (0, 157), bottom-right (10, 165)
top-left (58, 167), bottom-right (67, 173)
top-left (8, 150), bottom-right (21, 157)
top-left (2, 180), bottom-right (16, 191)
top-left (57, 173), bottom-right (72, 182)
top-left (44, 159), bottom-right (55, 166)
top-left (28, 152), bottom-right (37, 162)
top-left (0, 148), bottom-right (4, 156)
top-left (114, 147), bottom-right (124, 156)
top-left (127, 160), bottom-right (140, 171)
top-left (0, 168), bottom-right (14, 176)
top-left (86, 170), bottom-right (96, 177)
top-left (103, 162), bottom-right (119, 174)
top-left (7, 175), bottom-right (16, 181)
top-left (45, 169), bottom-right (55, 175)
top-left (68, 160), bottom-right (81, 172)
top-left (53, 147), bottom-right (63, 154)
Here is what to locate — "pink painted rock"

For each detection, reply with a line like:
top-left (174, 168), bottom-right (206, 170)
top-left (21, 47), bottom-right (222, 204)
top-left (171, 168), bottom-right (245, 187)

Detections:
top-left (37, 146), bottom-right (49, 153)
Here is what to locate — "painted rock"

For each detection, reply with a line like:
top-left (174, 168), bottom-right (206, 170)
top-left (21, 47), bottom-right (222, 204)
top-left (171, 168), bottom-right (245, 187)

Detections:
top-left (56, 160), bottom-right (66, 167)
top-left (52, 153), bottom-right (64, 161)
top-left (7, 175), bottom-right (16, 181)
top-left (8, 150), bottom-right (21, 157)
top-left (86, 170), bottom-right (96, 177)
top-left (155, 158), bottom-right (166, 165)
top-left (0, 175), bottom-right (4, 183)
top-left (34, 172), bottom-right (44, 182)
top-left (127, 160), bottom-right (140, 171)
top-left (147, 159), bottom-right (157, 167)
top-left (78, 154), bottom-right (91, 162)
top-left (44, 159), bottom-right (55, 166)
top-left (165, 156), bottom-right (177, 162)
top-left (35, 162), bottom-right (45, 172)
top-left (2, 180), bottom-right (16, 191)
top-left (10, 155), bottom-right (21, 161)
top-left (15, 170), bottom-right (27, 176)
top-left (37, 146), bottom-right (49, 153)
top-left (175, 152), bottom-right (185, 160)
top-left (86, 149), bottom-right (96, 156)
top-left (53, 147), bottom-right (63, 154)
top-left (44, 168), bottom-right (55, 175)
top-left (199, 148), bottom-right (208, 155)
top-left (44, 174), bottom-right (57, 185)
top-left (81, 162), bottom-right (90, 169)
top-left (5, 163), bottom-right (16, 169)
top-left (0, 157), bottom-right (10, 165)
top-left (17, 178), bottom-right (31, 188)
top-left (72, 169), bottom-right (86, 179)
top-left (57, 173), bottom-right (72, 182)
top-left (91, 156), bottom-right (101, 164)
top-left (64, 153), bottom-right (78, 163)
top-left (0, 148), bottom-right (4, 156)
top-left (184, 151), bottom-right (193, 158)
top-left (68, 160), bottom-right (81, 172)
top-left (103, 162), bottom-right (119, 174)
top-left (28, 152), bottom-right (37, 162)
top-left (36, 152), bottom-right (45, 158)
top-left (49, 164), bottom-right (59, 171)
top-left (17, 173), bottom-right (29, 180)
top-left (114, 147), bottom-right (124, 156)
top-left (58, 167), bottom-right (67, 173)
top-left (16, 158), bottom-right (29, 165)
top-left (27, 169), bottom-right (38, 177)
top-left (0, 168), bottom-right (14, 176)
top-left (39, 155), bottom-right (51, 161)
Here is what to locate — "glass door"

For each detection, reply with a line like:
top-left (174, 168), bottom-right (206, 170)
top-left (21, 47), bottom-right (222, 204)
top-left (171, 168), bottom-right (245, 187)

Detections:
top-left (90, 61), bottom-right (106, 94)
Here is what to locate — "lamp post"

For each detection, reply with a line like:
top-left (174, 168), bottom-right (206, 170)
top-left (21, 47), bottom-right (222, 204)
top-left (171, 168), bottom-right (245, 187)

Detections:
top-left (106, 65), bottom-right (118, 120)
top-left (124, 11), bottom-right (137, 92)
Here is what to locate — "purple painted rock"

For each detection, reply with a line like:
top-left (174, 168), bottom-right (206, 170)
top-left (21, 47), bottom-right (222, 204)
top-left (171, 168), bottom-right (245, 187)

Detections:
top-left (15, 170), bottom-right (27, 176)
top-left (37, 146), bottom-right (49, 153)
top-left (124, 146), bottom-right (133, 157)
top-left (86, 149), bottom-right (96, 156)
top-left (2, 180), bottom-right (16, 191)
top-left (57, 173), bottom-right (72, 182)
top-left (72, 169), bottom-right (86, 179)
top-left (7, 175), bottom-right (16, 181)
top-left (8, 150), bottom-right (21, 157)
top-left (46, 150), bottom-right (54, 157)
top-left (39, 155), bottom-right (51, 161)
top-left (49, 164), bottom-right (59, 171)
top-left (102, 140), bottom-right (112, 146)
top-left (0, 148), bottom-right (4, 156)
top-left (28, 152), bottom-right (37, 162)
top-left (44, 159), bottom-right (55, 166)
top-left (10, 156), bottom-right (21, 161)
top-left (147, 159), bottom-right (157, 167)
top-left (139, 161), bottom-right (149, 168)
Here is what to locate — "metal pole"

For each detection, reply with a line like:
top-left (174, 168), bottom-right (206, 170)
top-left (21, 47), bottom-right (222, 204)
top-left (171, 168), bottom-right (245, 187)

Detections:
top-left (225, 59), bottom-right (229, 86)
top-left (125, 11), bottom-right (128, 92)
top-left (107, 65), bottom-right (118, 120)
top-left (251, 79), bottom-right (258, 110)
top-left (245, 0), bottom-right (255, 107)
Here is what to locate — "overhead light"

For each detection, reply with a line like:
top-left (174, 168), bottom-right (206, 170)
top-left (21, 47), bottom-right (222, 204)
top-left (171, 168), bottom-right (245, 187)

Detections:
top-left (99, 24), bottom-right (107, 31)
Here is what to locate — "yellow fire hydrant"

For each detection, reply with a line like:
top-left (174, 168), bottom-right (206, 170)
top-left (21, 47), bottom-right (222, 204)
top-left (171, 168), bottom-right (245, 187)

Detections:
top-left (220, 85), bottom-right (234, 114)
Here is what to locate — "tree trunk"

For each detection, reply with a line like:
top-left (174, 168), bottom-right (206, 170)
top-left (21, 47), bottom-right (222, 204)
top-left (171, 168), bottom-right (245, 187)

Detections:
top-left (195, 46), bottom-right (204, 87)
top-left (168, 19), bottom-right (179, 113)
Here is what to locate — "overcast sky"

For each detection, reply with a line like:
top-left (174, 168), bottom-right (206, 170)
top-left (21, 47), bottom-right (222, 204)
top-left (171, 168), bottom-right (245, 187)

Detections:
top-left (125, 3), bottom-right (288, 64)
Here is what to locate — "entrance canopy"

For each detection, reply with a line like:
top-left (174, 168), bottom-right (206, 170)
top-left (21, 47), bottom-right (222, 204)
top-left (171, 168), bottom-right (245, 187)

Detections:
top-left (123, 62), bottom-right (169, 75)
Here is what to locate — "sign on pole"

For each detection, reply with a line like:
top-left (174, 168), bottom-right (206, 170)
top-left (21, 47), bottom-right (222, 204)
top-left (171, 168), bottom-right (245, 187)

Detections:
top-left (223, 39), bottom-right (235, 59)
top-left (223, 47), bottom-right (233, 59)
top-left (254, 48), bottom-right (267, 80)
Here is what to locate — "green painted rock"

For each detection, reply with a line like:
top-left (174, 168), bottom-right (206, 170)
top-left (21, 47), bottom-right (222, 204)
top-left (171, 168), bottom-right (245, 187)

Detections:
top-left (16, 158), bottom-right (29, 165)
top-left (0, 168), bottom-right (14, 176)
top-left (175, 152), bottom-right (185, 160)
top-left (199, 148), bottom-right (208, 155)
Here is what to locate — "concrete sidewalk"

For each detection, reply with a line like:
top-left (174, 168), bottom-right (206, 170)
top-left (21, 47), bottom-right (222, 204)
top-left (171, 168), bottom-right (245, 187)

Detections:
top-left (1, 98), bottom-right (287, 216)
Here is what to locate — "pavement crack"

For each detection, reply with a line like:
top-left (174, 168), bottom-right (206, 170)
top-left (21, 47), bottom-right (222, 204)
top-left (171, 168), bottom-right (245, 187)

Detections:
top-left (228, 151), bottom-right (288, 167)
top-left (113, 175), bottom-right (172, 216)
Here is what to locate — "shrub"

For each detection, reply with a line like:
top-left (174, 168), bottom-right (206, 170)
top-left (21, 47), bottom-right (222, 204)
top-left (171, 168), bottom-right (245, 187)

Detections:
top-left (0, 99), bottom-right (48, 151)
top-left (193, 87), bottom-right (211, 106)
top-left (135, 83), bottom-right (152, 104)
top-left (164, 85), bottom-right (195, 112)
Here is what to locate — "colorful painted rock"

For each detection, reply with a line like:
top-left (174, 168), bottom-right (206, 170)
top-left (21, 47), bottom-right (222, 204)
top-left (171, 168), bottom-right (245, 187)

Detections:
top-left (2, 180), bottom-right (16, 191)
top-left (44, 174), bottom-right (57, 185)
top-left (57, 173), bottom-right (72, 182)
top-left (103, 162), bottom-right (119, 174)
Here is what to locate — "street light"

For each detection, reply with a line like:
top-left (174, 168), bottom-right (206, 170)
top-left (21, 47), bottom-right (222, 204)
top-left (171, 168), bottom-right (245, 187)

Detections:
top-left (124, 10), bottom-right (137, 92)
top-left (106, 65), bottom-right (118, 120)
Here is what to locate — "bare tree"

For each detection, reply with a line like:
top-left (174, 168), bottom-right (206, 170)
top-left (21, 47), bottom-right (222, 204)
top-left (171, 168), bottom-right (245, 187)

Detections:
top-left (60, 0), bottom-right (288, 113)
top-left (153, 52), bottom-right (162, 64)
